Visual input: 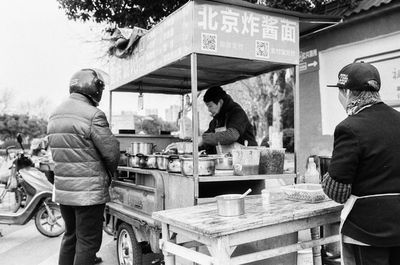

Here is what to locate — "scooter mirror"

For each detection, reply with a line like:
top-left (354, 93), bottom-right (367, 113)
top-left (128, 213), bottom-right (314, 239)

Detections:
top-left (16, 133), bottom-right (24, 150)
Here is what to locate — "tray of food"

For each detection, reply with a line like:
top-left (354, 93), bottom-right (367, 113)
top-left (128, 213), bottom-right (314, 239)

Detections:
top-left (281, 184), bottom-right (328, 203)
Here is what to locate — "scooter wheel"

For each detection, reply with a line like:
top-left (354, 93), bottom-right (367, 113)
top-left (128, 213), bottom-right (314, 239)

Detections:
top-left (117, 222), bottom-right (142, 265)
top-left (34, 202), bottom-right (65, 237)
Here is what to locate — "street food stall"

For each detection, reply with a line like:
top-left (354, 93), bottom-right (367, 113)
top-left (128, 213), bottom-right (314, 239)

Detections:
top-left (105, 0), bottom-right (341, 264)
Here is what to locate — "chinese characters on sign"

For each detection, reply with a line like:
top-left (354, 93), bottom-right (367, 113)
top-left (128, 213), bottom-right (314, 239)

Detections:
top-left (195, 1), bottom-right (299, 64)
top-left (392, 67), bottom-right (400, 99)
top-left (299, 48), bottom-right (319, 73)
top-left (198, 6), bottom-right (296, 42)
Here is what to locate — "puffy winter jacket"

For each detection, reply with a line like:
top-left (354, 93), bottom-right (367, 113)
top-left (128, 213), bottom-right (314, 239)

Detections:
top-left (47, 93), bottom-right (120, 206)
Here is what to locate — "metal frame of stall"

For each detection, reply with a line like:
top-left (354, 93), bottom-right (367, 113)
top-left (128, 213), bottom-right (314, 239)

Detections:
top-left (108, 0), bottom-right (340, 202)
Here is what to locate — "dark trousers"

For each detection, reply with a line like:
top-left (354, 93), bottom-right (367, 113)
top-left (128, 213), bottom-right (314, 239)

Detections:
top-left (345, 243), bottom-right (400, 265)
top-left (59, 203), bottom-right (105, 265)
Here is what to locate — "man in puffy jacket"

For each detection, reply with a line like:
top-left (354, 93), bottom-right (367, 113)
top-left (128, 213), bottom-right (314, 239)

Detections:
top-left (47, 69), bottom-right (120, 265)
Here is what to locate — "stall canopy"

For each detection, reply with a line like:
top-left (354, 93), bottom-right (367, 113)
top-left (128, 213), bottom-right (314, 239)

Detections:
top-left (109, 0), bottom-right (340, 94)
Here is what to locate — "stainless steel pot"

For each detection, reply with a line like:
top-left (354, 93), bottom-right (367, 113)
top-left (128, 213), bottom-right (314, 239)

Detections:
top-left (140, 143), bottom-right (155, 155)
top-left (138, 155), bottom-right (148, 168)
top-left (146, 154), bottom-right (157, 169)
top-left (126, 153), bottom-right (140, 168)
top-left (131, 142), bottom-right (140, 155)
top-left (167, 155), bottom-right (181, 173)
top-left (131, 142), bottom-right (155, 155)
top-left (216, 194), bottom-right (245, 216)
top-left (156, 154), bottom-right (169, 171)
top-left (180, 156), bottom-right (216, 176)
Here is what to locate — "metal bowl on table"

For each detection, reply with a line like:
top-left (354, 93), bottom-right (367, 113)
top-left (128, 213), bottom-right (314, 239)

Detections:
top-left (216, 194), bottom-right (245, 216)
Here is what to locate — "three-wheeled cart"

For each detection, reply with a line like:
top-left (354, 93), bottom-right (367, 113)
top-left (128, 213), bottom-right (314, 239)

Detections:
top-left (104, 0), bottom-right (340, 264)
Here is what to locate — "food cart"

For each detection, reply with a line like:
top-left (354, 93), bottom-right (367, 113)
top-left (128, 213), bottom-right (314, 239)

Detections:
top-left (105, 0), bottom-right (341, 264)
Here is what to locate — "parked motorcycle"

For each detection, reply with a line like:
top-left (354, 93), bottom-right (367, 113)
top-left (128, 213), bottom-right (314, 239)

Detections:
top-left (0, 134), bottom-right (65, 237)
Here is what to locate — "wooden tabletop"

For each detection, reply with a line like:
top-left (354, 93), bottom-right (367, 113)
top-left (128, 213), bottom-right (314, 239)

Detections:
top-left (152, 196), bottom-right (342, 238)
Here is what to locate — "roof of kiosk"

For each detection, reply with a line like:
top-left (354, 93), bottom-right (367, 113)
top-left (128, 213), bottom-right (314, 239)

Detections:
top-left (110, 0), bottom-right (340, 94)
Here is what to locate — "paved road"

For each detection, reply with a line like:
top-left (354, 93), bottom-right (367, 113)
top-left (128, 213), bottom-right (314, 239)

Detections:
top-left (0, 221), bottom-right (316, 265)
top-left (0, 220), bottom-right (165, 265)
top-left (0, 221), bottom-right (118, 265)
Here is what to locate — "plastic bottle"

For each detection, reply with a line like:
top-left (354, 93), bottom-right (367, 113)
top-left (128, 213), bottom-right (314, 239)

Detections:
top-left (304, 157), bottom-right (320, 184)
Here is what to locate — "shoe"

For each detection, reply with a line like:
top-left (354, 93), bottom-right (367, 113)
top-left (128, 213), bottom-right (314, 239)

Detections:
top-left (94, 256), bottom-right (103, 264)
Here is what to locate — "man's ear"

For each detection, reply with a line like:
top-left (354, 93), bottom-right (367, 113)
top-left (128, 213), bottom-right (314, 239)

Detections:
top-left (218, 99), bottom-right (224, 106)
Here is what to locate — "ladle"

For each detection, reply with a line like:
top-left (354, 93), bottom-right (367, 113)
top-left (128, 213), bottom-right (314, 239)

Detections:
top-left (240, 188), bottom-right (252, 199)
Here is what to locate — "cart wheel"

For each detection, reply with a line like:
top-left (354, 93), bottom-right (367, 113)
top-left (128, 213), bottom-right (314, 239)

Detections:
top-left (34, 202), bottom-right (65, 237)
top-left (117, 223), bottom-right (142, 265)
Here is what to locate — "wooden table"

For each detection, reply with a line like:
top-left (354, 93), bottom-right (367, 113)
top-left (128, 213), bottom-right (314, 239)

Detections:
top-left (152, 196), bottom-right (342, 265)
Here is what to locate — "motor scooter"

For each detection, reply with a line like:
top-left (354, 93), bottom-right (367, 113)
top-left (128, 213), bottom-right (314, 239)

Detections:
top-left (0, 134), bottom-right (65, 237)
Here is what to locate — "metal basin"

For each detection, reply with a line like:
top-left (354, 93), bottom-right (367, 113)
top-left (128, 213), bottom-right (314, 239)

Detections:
top-left (180, 156), bottom-right (216, 176)
top-left (156, 154), bottom-right (169, 170)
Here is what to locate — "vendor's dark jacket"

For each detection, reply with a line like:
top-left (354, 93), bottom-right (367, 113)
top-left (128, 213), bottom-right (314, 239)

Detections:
top-left (329, 102), bottom-right (400, 246)
top-left (47, 93), bottom-right (120, 206)
top-left (202, 95), bottom-right (257, 154)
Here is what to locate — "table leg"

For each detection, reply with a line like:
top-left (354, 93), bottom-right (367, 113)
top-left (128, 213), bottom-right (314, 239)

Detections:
top-left (162, 223), bottom-right (176, 265)
top-left (210, 236), bottom-right (231, 265)
top-left (310, 227), bottom-right (322, 265)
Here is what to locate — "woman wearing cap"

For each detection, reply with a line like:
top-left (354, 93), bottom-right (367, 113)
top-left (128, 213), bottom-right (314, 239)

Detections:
top-left (199, 86), bottom-right (257, 154)
top-left (322, 62), bottom-right (400, 264)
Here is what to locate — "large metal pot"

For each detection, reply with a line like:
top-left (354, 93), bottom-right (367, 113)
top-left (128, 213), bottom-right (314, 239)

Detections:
top-left (131, 142), bottom-right (140, 155)
top-left (141, 143), bottom-right (155, 155)
top-left (216, 194), bottom-right (245, 216)
top-left (131, 142), bottom-right (155, 155)
top-left (180, 156), bottom-right (216, 176)
top-left (167, 155), bottom-right (181, 173)
top-left (156, 154), bottom-right (169, 171)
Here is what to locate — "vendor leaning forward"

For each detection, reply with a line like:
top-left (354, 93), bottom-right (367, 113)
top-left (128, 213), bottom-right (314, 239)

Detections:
top-left (322, 62), bottom-right (400, 265)
top-left (199, 86), bottom-right (257, 154)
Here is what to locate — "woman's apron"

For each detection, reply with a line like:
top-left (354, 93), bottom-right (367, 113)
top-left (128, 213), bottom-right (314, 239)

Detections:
top-left (340, 193), bottom-right (400, 265)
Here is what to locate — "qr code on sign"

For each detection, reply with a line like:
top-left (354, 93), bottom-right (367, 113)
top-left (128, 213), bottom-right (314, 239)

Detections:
top-left (201, 33), bottom-right (217, 52)
top-left (255, 40), bottom-right (269, 59)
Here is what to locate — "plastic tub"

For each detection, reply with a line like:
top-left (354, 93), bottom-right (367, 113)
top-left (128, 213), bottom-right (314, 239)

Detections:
top-left (232, 148), bottom-right (260, 175)
top-left (259, 148), bottom-right (285, 174)
top-left (282, 184), bottom-right (327, 203)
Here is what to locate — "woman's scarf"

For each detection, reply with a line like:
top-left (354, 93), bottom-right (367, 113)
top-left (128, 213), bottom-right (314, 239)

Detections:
top-left (346, 91), bottom-right (382, 116)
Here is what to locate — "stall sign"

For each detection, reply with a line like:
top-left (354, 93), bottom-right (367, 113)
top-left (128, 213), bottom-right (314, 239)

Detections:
top-left (109, 2), bottom-right (194, 88)
top-left (193, 0), bottom-right (299, 65)
top-left (109, 0), bottom-right (300, 89)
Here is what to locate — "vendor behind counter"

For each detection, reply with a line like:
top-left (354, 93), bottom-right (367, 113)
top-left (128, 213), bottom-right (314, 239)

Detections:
top-left (199, 86), bottom-right (257, 154)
